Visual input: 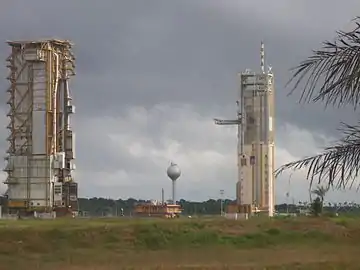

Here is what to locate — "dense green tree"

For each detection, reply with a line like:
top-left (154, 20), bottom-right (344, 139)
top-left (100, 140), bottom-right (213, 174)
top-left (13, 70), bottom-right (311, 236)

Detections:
top-left (311, 197), bottom-right (323, 216)
top-left (311, 185), bottom-right (329, 208)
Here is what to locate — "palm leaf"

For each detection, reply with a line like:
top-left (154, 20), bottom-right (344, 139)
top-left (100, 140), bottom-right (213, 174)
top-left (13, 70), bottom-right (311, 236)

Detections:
top-left (275, 122), bottom-right (360, 189)
top-left (312, 189), bottom-right (322, 198)
top-left (311, 185), bottom-right (329, 198)
top-left (287, 16), bottom-right (360, 108)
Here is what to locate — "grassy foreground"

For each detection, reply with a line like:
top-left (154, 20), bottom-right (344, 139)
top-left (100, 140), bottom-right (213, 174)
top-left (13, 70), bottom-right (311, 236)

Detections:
top-left (0, 216), bottom-right (359, 269)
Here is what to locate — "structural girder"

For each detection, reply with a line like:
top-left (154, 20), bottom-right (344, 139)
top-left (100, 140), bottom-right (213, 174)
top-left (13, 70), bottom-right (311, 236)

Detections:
top-left (214, 118), bottom-right (242, 125)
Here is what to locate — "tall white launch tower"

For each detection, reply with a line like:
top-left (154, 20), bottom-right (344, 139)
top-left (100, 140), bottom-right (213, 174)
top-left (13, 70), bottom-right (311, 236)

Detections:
top-left (3, 39), bottom-right (77, 215)
top-left (214, 42), bottom-right (275, 216)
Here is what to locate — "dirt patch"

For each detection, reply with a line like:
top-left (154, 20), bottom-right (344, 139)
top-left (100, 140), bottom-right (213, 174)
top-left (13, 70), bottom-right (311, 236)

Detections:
top-left (21, 246), bottom-right (360, 270)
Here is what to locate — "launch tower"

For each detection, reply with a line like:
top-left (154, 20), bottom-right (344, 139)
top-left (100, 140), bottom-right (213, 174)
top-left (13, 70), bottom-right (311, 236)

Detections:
top-left (214, 42), bottom-right (275, 216)
top-left (3, 39), bottom-right (77, 216)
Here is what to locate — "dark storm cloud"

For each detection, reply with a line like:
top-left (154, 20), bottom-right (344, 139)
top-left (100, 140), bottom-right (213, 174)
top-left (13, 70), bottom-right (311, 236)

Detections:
top-left (0, 0), bottom-right (357, 135)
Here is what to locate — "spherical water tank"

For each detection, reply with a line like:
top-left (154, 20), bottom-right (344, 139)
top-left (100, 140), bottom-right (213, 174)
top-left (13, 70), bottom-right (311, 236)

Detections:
top-left (167, 162), bottom-right (181, 181)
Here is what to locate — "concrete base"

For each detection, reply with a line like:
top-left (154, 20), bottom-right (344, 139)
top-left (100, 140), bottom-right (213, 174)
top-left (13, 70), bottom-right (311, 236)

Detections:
top-left (224, 213), bottom-right (249, 220)
top-left (226, 203), bottom-right (253, 214)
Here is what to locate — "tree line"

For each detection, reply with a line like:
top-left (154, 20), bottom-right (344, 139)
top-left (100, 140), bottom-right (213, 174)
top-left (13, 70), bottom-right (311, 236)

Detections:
top-left (77, 197), bottom-right (360, 216)
top-left (1, 196), bottom-right (359, 216)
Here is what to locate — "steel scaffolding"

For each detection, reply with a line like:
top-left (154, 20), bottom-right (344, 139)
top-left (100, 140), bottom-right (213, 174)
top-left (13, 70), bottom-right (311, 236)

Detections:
top-left (3, 39), bottom-right (77, 215)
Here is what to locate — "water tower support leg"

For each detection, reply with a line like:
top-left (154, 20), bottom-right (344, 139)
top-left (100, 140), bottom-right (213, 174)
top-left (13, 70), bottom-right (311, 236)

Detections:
top-left (172, 180), bottom-right (176, 204)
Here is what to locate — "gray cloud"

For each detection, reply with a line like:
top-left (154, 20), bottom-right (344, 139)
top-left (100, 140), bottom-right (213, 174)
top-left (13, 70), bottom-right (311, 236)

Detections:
top-left (0, 0), bottom-right (359, 202)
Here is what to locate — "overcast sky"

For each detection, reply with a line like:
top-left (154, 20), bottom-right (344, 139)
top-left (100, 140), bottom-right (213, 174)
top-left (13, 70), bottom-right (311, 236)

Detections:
top-left (0, 0), bottom-right (360, 203)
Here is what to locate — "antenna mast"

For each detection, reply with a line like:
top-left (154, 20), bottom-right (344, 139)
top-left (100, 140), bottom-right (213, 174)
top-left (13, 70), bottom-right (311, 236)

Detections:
top-left (260, 41), bottom-right (265, 74)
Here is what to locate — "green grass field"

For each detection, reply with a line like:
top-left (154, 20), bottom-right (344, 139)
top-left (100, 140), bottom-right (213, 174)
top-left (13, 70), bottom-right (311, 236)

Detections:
top-left (0, 216), bottom-right (359, 269)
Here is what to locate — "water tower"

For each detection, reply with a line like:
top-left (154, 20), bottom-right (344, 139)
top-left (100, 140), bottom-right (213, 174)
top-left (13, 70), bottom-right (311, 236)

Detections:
top-left (167, 162), bottom-right (181, 205)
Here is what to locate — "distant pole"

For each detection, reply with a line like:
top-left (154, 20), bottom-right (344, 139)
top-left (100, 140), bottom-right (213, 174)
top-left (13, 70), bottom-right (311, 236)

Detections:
top-left (161, 188), bottom-right (164, 204)
top-left (286, 173), bottom-right (293, 214)
top-left (220, 189), bottom-right (224, 216)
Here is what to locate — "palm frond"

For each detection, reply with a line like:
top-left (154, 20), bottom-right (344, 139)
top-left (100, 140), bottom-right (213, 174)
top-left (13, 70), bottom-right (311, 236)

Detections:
top-left (275, 122), bottom-right (360, 189)
top-left (311, 185), bottom-right (329, 197)
top-left (287, 16), bottom-right (360, 108)
top-left (311, 189), bottom-right (322, 197)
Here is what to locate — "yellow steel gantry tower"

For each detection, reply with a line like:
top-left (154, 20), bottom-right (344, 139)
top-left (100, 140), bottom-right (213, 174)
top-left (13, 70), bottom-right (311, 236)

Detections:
top-left (3, 39), bottom-right (78, 216)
